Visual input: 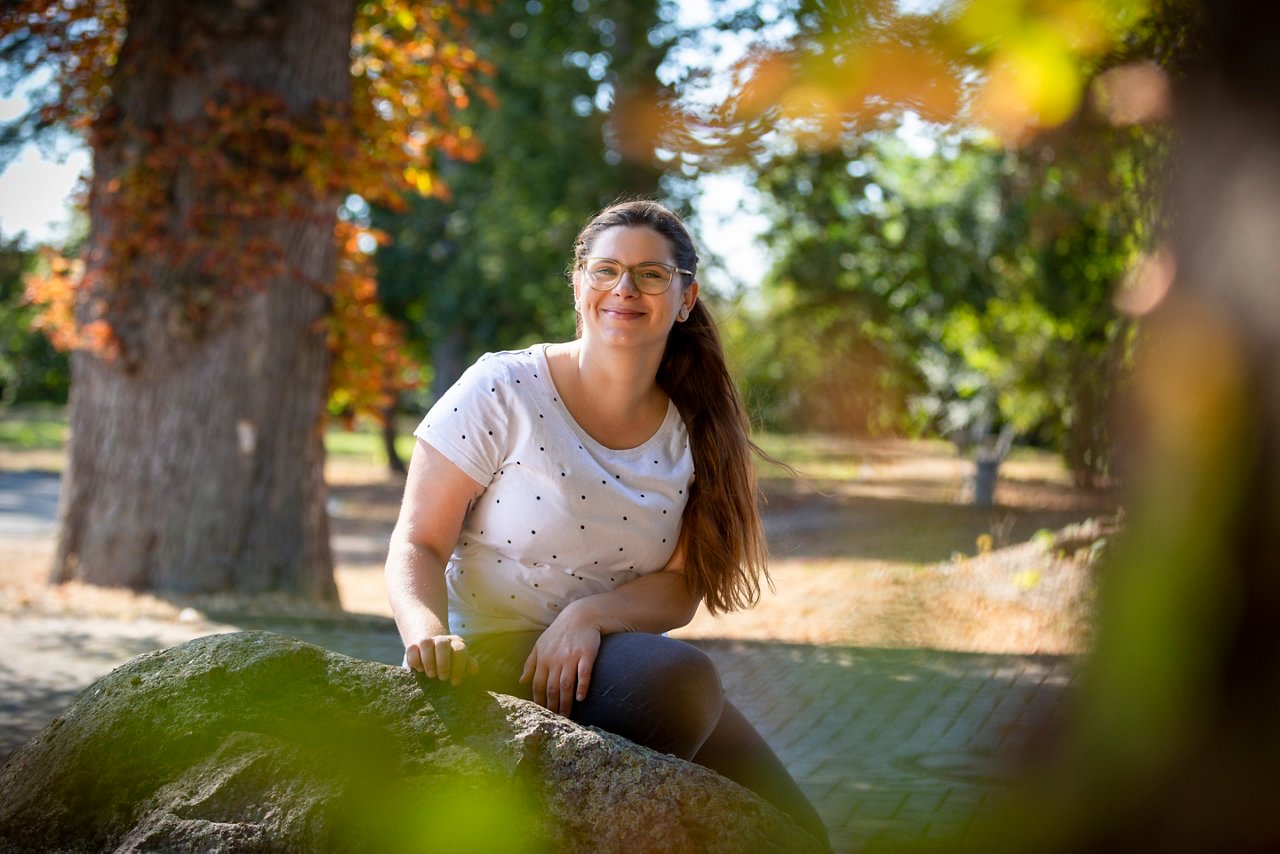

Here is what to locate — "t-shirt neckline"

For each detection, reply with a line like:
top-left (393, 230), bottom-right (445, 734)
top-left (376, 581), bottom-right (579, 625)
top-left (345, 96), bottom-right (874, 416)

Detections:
top-left (534, 344), bottom-right (679, 454)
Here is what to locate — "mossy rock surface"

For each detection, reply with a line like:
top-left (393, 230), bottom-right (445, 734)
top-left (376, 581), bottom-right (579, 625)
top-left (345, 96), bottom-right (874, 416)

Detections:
top-left (0, 631), bottom-right (820, 852)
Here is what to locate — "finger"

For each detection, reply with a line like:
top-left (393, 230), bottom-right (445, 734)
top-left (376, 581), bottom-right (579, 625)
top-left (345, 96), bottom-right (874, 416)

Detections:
top-left (449, 638), bottom-right (469, 686)
top-left (544, 668), bottom-right (561, 714)
top-left (419, 644), bottom-right (436, 678)
top-left (433, 640), bottom-right (452, 682)
top-left (519, 649), bottom-right (537, 685)
top-left (405, 644), bottom-right (424, 674)
top-left (559, 670), bottom-right (577, 718)
top-left (531, 663), bottom-right (547, 707)
top-left (575, 652), bottom-right (595, 703)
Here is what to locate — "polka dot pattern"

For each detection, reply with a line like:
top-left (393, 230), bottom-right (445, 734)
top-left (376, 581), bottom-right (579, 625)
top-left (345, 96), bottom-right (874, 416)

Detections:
top-left (415, 345), bottom-right (695, 638)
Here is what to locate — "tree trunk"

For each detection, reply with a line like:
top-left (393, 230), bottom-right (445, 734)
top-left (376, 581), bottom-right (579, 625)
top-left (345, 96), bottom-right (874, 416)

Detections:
top-left (380, 401), bottom-right (406, 476)
top-left (601, 3), bottom-right (664, 197)
top-left (429, 327), bottom-right (469, 403)
top-left (52, 0), bottom-right (356, 601)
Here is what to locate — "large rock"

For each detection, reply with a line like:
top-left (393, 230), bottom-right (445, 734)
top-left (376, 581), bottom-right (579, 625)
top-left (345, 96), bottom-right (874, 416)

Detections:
top-left (0, 631), bottom-right (821, 852)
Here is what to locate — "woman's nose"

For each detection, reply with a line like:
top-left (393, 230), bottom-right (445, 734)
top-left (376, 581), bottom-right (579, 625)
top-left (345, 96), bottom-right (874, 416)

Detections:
top-left (612, 270), bottom-right (640, 295)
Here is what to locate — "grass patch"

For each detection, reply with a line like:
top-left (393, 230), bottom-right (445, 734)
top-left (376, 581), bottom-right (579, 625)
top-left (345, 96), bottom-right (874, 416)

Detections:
top-left (324, 421), bottom-right (416, 465)
top-left (0, 406), bottom-right (1020, 496)
top-left (0, 405), bottom-right (420, 465)
top-left (0, 405), bottom-right (68, 450)
top-left (754, 433), bottom-right (871, 482)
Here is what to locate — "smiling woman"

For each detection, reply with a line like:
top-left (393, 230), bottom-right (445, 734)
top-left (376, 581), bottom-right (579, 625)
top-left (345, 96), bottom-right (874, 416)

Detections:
top-left (384, 199), bottom-right (829, 847)
top-left (571, 224), bottom-right (698, 353)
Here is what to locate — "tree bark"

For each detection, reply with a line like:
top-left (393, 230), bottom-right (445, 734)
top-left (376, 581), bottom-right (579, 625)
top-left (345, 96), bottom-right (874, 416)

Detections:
top-left (380, 401), bottom-right (406, 476)
top-left (429, 326), bottom-right (469, 403)
top-left (52, 0), bottom-right (356, 601)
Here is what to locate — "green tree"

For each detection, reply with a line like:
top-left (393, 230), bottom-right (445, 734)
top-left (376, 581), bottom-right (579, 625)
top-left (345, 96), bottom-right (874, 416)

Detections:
top-left (736, 129), bottom-right (1155, 485)
top-left (372, 0), bottom-right (671, 406)
top-left (0, 236), bottom-right (69, 404)
top-left (697, 0), bottom-right (1173, 486)
top-left (736, 136), bottom-right (1000, 435)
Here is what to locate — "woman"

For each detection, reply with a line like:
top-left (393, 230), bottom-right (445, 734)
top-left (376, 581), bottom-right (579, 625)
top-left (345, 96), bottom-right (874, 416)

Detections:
top-left (385, 200), bottom-right (828, 845)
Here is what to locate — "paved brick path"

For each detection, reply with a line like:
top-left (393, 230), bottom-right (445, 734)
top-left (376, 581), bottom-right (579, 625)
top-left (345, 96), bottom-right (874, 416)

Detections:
top-left (697, 640), bottom-right (1074, 851)
top-left (1, 614), bottom-right (1073, 852)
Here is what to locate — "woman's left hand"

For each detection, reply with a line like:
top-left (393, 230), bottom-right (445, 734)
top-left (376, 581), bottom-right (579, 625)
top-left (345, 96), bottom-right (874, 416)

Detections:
top-left (519, 604), bottom-right (601, 717)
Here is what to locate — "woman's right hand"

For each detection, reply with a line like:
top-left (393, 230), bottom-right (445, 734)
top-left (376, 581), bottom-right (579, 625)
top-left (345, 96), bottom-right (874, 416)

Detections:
top-left (405, 635), bottom-right (480, 686)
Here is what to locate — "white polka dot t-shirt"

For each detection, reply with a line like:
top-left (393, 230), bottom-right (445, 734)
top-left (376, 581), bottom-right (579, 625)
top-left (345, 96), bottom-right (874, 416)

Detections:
top-left (415, 345), bottom-right (694, 640)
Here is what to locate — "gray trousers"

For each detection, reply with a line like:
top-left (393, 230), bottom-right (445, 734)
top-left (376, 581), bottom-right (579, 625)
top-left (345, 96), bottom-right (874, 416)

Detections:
top-left (467, 630), bottom-right (830, 847)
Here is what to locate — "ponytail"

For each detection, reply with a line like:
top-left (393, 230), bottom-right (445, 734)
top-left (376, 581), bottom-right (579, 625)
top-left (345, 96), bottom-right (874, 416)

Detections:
top-left (658, 300), bottom-right (771, 613)
top-left (573, 199), bottom-right (770, 614)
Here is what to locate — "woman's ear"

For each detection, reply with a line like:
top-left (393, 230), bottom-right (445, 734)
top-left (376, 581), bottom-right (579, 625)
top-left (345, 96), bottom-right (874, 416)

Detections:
top-left (682, 280), bottom-right (699, 316)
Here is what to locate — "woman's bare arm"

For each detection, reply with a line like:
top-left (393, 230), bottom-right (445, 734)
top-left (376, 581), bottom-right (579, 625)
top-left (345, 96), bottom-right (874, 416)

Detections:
top-left (385, 439), bottom-right (485, 684)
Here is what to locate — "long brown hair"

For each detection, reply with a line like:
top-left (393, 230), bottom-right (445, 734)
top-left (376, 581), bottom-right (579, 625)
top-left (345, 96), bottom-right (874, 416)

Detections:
top-left (572, 200), bottom-right (770, 614)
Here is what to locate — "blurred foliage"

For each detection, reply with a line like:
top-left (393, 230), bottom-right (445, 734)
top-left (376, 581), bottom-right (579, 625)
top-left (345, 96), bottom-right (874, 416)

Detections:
top-left (0, 402), bottom-right (67, 449)
top-left (0, 235), bottom-right (69, 405)
top-left (963, 1), bottom-right (1280, 848)
top-left (726, 125), bottom-right (1159, 486)
top-left (657, 0), bottom-right (1165, 167)
top-left (326, 222), bottom-right (421, 424)
top-left (2, 0), bottom-right (490, 422)
top-left (371, 0), bottom-right (673, 402)
top-left (709, 0), bottom-right (1178, 487)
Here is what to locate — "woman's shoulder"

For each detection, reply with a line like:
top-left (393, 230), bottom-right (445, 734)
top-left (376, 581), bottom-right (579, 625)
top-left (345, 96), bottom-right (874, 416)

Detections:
top-left (474, 345), bottom-right (549, 372)
top-left (449, 346), bottom-right (545, 389)
top-left (474, 346), bottom-right (550, 390)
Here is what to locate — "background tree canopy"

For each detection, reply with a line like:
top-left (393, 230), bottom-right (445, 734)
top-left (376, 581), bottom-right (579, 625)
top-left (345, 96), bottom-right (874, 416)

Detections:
top-left (727, 119), bottom-right (1157, 486)
top-left (370, 0), bottom-right (672, 405)
top-left (679, 0), bottom-right (1175, 487)
top-left (0, 0), bottom-right (1184, 599)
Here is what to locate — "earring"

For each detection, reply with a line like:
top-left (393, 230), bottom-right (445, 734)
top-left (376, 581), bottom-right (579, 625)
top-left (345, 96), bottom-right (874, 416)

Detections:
top-left (677, 308), bottom-right (689, 321)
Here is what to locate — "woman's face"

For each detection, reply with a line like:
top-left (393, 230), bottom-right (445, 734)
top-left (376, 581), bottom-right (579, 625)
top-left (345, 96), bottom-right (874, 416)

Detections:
top-left (573, 225), bottom-right (698, 351)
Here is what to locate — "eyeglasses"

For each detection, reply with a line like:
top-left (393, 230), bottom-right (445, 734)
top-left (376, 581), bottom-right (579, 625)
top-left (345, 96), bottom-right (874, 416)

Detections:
top-left (580, 257), bottom-right (694, 295)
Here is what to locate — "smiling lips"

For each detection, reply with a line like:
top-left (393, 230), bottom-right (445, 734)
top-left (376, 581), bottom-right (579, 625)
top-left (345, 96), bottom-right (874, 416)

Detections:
top-left (601, 306), bottom-right (645, 319)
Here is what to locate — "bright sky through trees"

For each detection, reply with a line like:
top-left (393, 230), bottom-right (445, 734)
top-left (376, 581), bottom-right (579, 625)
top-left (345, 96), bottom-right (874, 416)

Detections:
top-left (0, 69), bottom-right (89, 244)
top-left (0, 92), bottom-right (770, 297)
top-left (0, 0), bottom-right (944, 286)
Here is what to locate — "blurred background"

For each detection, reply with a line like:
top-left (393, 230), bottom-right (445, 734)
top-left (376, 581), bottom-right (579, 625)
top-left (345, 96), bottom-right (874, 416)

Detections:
top-left (4, 0), bottom-right (1278, 850)
top-left (1, 0), bottom-right (1170, 470)
top-left (1, 0), bottom-right (1155, 649)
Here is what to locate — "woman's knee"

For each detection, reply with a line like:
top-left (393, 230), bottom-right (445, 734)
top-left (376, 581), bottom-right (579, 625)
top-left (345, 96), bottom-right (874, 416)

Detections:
top-left (580, 633), bottom-right (724, 757)
top-left (658, 638), bottom-right (723, 716)
top-left (601, 634), bottom-right (721, 702)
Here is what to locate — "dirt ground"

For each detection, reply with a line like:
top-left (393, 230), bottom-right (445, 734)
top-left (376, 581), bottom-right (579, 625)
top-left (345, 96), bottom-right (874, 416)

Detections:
top-left (1, 438), bottom-right (1118, 655)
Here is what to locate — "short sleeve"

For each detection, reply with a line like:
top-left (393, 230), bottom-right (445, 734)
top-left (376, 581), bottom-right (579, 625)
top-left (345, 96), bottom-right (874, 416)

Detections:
top-left (414, 354), bottom-right (511, 486)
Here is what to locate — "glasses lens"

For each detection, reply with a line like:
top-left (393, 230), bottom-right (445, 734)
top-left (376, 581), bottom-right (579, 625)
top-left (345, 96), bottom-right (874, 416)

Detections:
top-left (586, 261), bottom-right (621, 290)
top-left (632, 264), bottom-right (673, 293)
top-left (584, 260), bottom-right (674, 293)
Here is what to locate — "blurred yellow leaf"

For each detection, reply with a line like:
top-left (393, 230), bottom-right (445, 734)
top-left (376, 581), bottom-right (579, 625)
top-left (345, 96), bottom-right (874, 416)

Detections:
top-left (1014, 569), bottom-right (1042, 590)
top-left (975, 33), bottom-right (1081, 139)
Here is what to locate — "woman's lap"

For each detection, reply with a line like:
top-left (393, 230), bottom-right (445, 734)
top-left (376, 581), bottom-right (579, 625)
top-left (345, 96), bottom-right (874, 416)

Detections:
top-left (465, 629), bottom-right (830, 847)
top-left (468, 630), bottom-right (723, 759)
